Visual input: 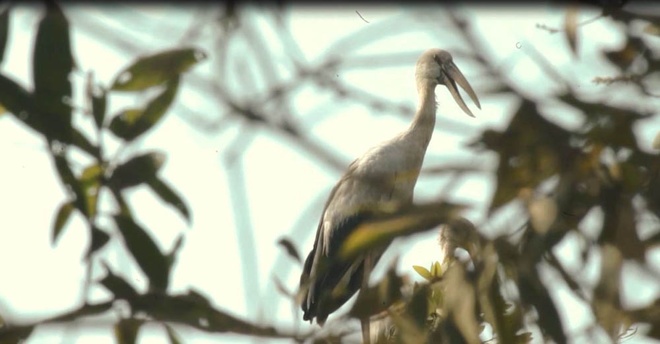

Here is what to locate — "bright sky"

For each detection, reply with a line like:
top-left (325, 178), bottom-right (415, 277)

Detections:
top-left (0, 4), bottom-right (658, 344)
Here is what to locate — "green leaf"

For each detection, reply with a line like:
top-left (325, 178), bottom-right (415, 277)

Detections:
top-left (72, 128), bottom-right (100, 158)
top-left (111, 47), bottom-right (206, 91)
top-left (109, 76), bottom-right (180, 141)
top-left (85, 225), bottom-right (110, 260)
top-left (0, 73), bottom-right (42, 131)
top-left (164, 324), bottom-right (183, 344)
top-left (32, 2), bottom-right (75, 143)
top-left (113, 214), bottom-right (170, 292)
top-left (107, 151), bottom-right (166, 190)
top-left (86, 74), bottom-right (107, 129)
top-left (0, 7), bottom-right (10, 65)
top-left (340, 202), bottom-right (466, 260)
top-left (412, 265), bottom-right (432, 281)
top-left (52, 201), bottom-right (74, 245)
top-left (100, 263), bottom-right (140, 299)
top-left (146, 177), bottom-right (191, 222)
top-left (114, 318), bottom-right (143, 344)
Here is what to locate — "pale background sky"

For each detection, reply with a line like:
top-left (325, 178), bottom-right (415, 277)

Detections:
top-left (0, 4), bottom-right (658, 344)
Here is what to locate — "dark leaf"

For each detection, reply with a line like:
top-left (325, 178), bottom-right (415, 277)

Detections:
top-left (0, 325), bottom-right (33, 343)
top-left (85, 225), bottom-right (111, 260)
top-left (349, 262), bottom-right (403, 320)
top-left (113, 214), bottom-right (170, 292)
top-left (114, 318), bottom-right (143, 344)
top-left (111, 48), bottom-right (206, 91)
top-left (340, 201), bottom-right (466, 260)
top-left (32, 2), bottom-right (74, 143)
top-left (0, 7), bottom-right (9, 65)
top-left (487, 267), bottom-right (524, 344)
top-left (71, 128), bottom-right (100, 158)
top-left (109, 76), bottom-right (180, 141)
top-left (52, 201), bottom-right (74, 245)
top-left (100, 262), bottom-right (140, 299)
top-left (0, 73), bottom-right (42, 132)
top-left (599, 193), bottom-right (644, 261)
top-left (564, 6), bottom-right (579, 58)
top-left (165, 234), bottom-right (184, 269)
top-left (164, 324), bottom-right (183, 344)
top-left (277, 237), bottom-right (301, 264)
top-left (86, 74), bottom-right (107, 129)
top-left (107, 151), bottom-right (166, 190)
top-left (442, 263), bottom-right (481, 344)
top-left (644, 231), bottom-right (660, 249)
top-left (272, 275), bottom-right (293, 298)
top-left (519, 271), bottom-right (566, 344)
top-left (147, 177), bottom-right (190, 223)
top-left (131, 291), bottom-right (285, 338)
top-left (643, 23), bottom-right (660, 36)
top-left (481, 99), bottom-right (573, 212)
top-left (603, 37), bottom-right (649, 71)
top-left (405, 281), bottom-right (432, 328)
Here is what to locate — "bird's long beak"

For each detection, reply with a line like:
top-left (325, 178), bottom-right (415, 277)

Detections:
top-left (442, 62), bottom-right (481, 117)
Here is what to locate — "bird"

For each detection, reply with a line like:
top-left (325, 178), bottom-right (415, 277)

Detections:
top-left (298, 48), bottom-right (481, 328)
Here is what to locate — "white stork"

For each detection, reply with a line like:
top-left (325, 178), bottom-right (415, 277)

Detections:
top-left (298, 48), bottom-right (481, 329)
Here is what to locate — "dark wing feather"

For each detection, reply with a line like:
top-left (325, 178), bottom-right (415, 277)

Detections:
top-left (300, 211), bottom-right (373, 325)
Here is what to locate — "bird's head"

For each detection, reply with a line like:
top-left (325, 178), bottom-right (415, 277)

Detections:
top-left (415, 48), bottom-right (481, 117)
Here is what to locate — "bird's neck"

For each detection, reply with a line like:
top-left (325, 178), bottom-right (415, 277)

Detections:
top-left (405, 80), bottom-right (437, 147)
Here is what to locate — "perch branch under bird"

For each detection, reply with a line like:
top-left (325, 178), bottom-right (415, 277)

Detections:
top-left (298, 48), bottom-right (481, 343)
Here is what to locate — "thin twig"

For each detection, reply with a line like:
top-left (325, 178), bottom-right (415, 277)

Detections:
top-left (356, 10), bottom-right (369, 23)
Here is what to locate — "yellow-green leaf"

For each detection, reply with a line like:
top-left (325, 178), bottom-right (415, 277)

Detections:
top-left (115, 318), bottom-right (143, 344)
top-left (111, 47), bottom-right (206, 91)
top-left (52, 201), bottom-right (74, 245)
top-left (431, 261), bottom-right (442, 278)
top-left (109, 76), bottom-right (180, 141)
top-left (80, 163), bottom-right (103, 218)
top-left (340, 202), bottom-right (466, 259)
top-left (413, 265), bottom-right (432, 281)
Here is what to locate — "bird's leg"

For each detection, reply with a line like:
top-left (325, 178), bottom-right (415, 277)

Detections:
top-left (361, 254), bottom-right (372, 344)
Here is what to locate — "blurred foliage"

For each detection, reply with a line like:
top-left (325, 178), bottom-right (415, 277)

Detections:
top-left (0, 1), bottom-right (659, 344)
